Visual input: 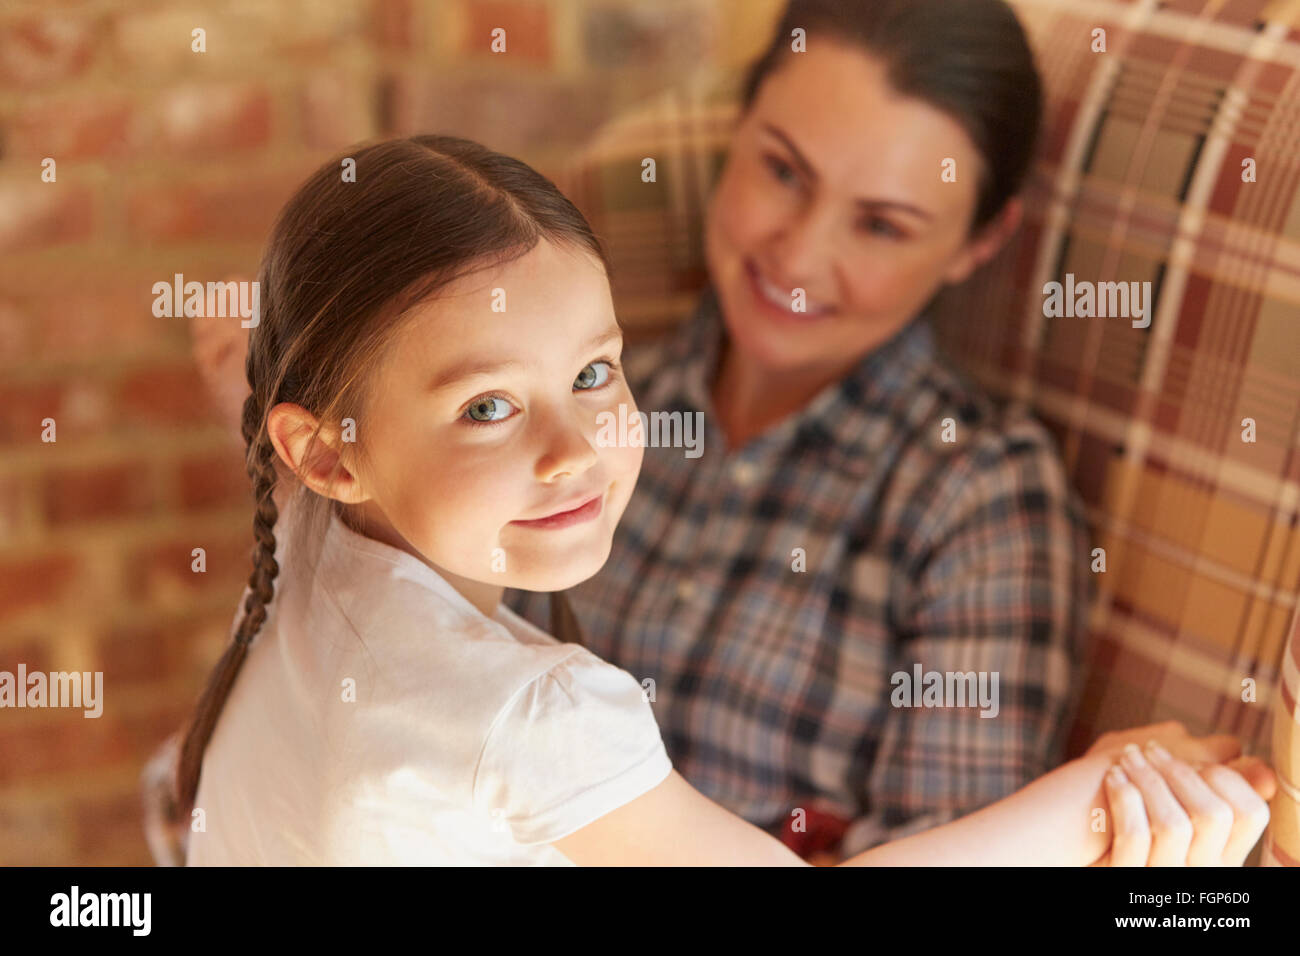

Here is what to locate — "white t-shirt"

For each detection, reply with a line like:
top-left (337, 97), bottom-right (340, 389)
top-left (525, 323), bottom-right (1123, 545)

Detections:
top-left (186, 494), bottom-right (672, 865)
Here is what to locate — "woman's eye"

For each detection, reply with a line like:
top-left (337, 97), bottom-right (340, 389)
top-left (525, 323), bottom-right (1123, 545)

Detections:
top-left (464, 395), bottom-right (515, 424)
top-left (574, 361), bottom-right (612, 390)
top-left (764, 155), bottom-right (798, 187)
top-left (861, 216), bottom-right (904, 240)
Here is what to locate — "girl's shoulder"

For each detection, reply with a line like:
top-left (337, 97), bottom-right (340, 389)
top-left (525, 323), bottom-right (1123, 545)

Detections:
top-left (471, 644), bottom-right (670, 846)
top-left (294, 502), bottom-right (592, 734)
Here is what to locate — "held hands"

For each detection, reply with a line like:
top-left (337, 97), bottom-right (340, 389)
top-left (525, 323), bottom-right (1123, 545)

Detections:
top-left (1086, 722), bottom-right (1274, 866)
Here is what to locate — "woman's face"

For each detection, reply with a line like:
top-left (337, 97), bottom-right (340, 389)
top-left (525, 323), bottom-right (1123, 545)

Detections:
top-left (706, 39), bottom-right (1007, 375)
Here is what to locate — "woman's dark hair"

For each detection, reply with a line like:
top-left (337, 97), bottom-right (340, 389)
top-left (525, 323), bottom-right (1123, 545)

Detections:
top-left (741, 0), bottom-right (1043, 237)
top-left (174, 134), bottom-right (611, 815)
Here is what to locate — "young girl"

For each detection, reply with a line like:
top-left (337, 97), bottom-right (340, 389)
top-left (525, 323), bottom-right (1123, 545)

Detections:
top-left (178, 134), bottom-right (1270, 866)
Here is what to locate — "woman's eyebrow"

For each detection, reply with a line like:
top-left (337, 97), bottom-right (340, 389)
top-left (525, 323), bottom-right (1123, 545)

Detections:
top-left (428, 326), bottom-right (623, 393)
top-left (760, 123), bottom-right (934, 222)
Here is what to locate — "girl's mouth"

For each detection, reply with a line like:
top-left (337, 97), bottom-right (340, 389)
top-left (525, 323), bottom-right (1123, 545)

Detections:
top-left (744, 258), bottom-right (836, 320)
top-left (509, 493), bottom-right (604, 530)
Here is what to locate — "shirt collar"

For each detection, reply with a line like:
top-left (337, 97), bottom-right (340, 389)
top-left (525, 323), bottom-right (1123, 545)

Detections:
top-left (659, 286), bottom-right (940, 473)
top-left (315, 498), bottom-right (502, 627)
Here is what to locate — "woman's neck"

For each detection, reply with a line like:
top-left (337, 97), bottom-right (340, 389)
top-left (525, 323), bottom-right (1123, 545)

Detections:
top-left (709, 338), bottom-right (852, 451)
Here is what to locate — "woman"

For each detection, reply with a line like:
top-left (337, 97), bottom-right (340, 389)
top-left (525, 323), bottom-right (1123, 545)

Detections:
top-left (505, 0), bottom-right (1101, 860)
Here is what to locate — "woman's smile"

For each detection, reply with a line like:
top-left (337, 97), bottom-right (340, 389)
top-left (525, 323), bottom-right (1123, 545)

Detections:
top-left (744, 257), bottom-right (837, 320)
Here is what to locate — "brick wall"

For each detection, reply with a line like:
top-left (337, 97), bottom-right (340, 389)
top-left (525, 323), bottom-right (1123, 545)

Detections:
top-left (0, 0), bottom-right (781, 865)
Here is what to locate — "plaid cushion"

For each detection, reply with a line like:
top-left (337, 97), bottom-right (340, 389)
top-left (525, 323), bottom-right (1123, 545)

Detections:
top-left (547, 0), bottom-right (1300, 861)
top-left (1263, 604), bottom-right (1300, 865)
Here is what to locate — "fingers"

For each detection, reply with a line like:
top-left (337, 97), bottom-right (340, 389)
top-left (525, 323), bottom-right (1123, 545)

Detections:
top-left (1086, 721), bottom-right (1240, 765)
top-left (1143, 742), bottom-right (1232, 866)
top-left (1169, 733), bottom-right (1240, 766)
top-left (1103, 765), bottom-right (1150, 866)
top-left (1223, 756), bottom-right (1278, 802)
top-left (1118, 743), bottom-right (1192, 866)
top-left (1199, 762), bottom-right (1271, 865)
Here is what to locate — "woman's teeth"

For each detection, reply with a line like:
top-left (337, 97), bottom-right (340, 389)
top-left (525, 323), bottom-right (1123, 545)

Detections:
top-left (752, 265), bottom-right (832, 315)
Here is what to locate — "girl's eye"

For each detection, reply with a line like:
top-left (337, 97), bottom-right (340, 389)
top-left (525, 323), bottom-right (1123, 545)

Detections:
top-left (464, 395), bottom-right (516, 424)
top-left (574, 360), bottom-right (614, 390)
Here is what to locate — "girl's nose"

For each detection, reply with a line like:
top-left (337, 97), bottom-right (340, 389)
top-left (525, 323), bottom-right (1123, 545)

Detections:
top-left (535, 411), bottom-right (599, 482)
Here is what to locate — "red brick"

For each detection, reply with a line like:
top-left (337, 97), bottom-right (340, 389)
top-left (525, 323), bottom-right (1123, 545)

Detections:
top-left (29, 281), bottom-right (172, 365)
top-left (127, 533), bottom-right (253, 603)
top-left (0, 636), bottom-right (55, 674)
top-left (0, 260), bottom-right (190, 364)
top-left (0, 297), bottom-right (34, 366)
top-left (0, 13), bottom-right (98, 89)
top-left (116, 362), bottom-right (215, 428)
top-left (270, 5), bottom-right (366, 58)
top-left (463, 0), bottom-right (552, 63)
top-left (107, 8), bottom-right (235, 77)
top-left (146, 84), bottom-right (273, 157)
top-left (0, 711), bottom-right (131, 786)
top-left (0, 182), bottom-right (94, 254)
top-left (0, 553), bottom-right (79, 621)
top-left (0, 472), bottom-right (27, 543)
top-left (7, 93), bottom-right (134, 161)
top-left (179, 448), bottom-right (251, 510)
top-left (98, 622), bottom-right (179, 684)
top-left (0, 800), bottom-right (70, 865)
top-left (72, 788), bottom-right (149, 863)
top-left (403, 74), bottom-right (610, 157)
top-left (298, 70), bottom-right (377, 149)
top-left (119, 703), bottom-right (194, 760)
top-left (125, 170), bottom-right (306, 243)
top-left (43, 460), bottom-right (159, 526)
top-left (371, 0), bottom-right (418, 51)
top-left (0, 380), bottom-right (66, 445)
top-left (99, 607), bottom-right (241, 689)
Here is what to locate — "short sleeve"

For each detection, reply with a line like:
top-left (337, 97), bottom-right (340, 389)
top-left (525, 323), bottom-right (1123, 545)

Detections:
top-left (472, 650), bottom-right (672, 846)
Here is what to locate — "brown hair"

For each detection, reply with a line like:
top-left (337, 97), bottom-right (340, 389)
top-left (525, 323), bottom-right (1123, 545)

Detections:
top-left (742, 0), bottom-right (1044, 237)
top-left (175, 134), bottom-right (610, 815)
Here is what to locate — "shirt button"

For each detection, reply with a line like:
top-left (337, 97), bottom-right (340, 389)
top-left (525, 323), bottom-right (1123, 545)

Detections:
top-left (731, 461), bottom-right (757, 487)
top-left (676, 579), bottom-right (697, 602)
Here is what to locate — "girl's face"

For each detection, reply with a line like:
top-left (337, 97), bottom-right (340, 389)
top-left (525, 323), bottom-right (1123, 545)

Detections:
top-left (346, 239), bottom-right (642, 599)
top-left (705, 39), bottom-right (1006, 376)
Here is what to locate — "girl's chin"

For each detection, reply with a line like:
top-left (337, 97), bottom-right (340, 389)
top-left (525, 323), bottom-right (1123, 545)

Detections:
top-left (505, 542), bottom-right (613, 593)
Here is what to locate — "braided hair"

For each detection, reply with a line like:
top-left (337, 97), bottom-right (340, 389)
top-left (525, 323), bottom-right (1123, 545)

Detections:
top-left (173, 133), bottom-right (612, 820)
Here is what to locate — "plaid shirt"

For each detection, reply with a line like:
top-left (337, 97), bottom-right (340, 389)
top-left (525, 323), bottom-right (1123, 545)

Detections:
top-left (506, 285), bottom-right (1096, 858)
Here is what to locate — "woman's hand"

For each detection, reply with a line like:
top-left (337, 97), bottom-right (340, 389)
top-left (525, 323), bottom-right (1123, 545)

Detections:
top-left (1087, 719), bottom-right (1241, 766)
top-left (1096, 741), bottom-right (1271, 866)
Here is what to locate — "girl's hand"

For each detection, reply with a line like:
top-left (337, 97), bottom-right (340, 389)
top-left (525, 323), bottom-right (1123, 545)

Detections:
top-left (1098, 742), bottom-right (1270, 866)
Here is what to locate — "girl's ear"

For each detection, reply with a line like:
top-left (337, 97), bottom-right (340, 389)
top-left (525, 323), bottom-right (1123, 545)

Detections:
top-left (265, 402), bottom-right (369, 504)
